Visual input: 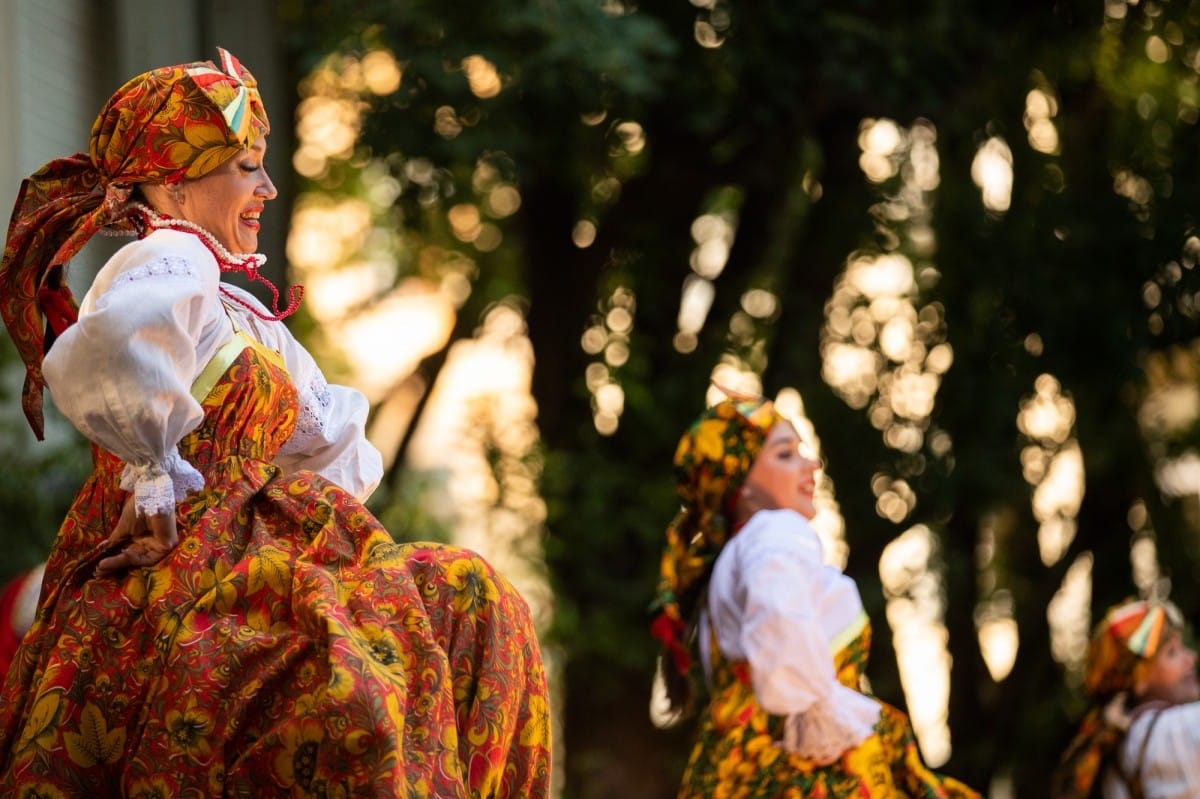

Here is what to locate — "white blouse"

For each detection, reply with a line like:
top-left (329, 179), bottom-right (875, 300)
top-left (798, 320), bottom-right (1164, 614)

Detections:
top-left (704, 508), bottom-right (881, 763)
top-left (41, 229), bottom-right (383, 515)
top-left (1102, 702), bottom-right (1200, 798)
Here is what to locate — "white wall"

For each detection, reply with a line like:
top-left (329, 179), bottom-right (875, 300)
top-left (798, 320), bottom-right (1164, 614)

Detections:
top-left (0, 0), bottom-right (114, 293)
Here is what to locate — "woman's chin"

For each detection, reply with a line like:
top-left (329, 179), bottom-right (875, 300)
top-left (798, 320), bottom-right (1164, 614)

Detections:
top-left (784, 500), bottom-right (817, 520)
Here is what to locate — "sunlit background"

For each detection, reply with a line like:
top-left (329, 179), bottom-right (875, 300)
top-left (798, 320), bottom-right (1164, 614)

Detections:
top-left (6, 1), bottom-right (1200, 796)
top-left (281, 27), bottom-right (1200, 794)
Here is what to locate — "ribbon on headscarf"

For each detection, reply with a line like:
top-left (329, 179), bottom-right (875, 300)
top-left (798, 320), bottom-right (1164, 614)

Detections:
top-left (650, 607), bottom-right (692, 676)
top-left (649, 395), bottom-right (785, 684)
top-left (0, 47), bottom-right (269, 439)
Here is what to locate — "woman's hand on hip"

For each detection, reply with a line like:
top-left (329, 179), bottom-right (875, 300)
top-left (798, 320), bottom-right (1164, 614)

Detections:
top-left (95, 495), bottom-right (180, 577)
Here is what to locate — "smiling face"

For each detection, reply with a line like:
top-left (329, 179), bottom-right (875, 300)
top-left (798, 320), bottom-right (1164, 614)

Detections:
top-left (156, 137), bottom-right (277, 252)
top-left (1136, 630), bottom-right (1200, 706)
top-left (736, 421), bottom-right (821, 522)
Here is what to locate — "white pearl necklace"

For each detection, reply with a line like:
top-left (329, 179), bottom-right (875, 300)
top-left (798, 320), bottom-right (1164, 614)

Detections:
top-left (127, 203), bottom-right (266, 273)
top-left (125, 202), bottom-right (303, 321)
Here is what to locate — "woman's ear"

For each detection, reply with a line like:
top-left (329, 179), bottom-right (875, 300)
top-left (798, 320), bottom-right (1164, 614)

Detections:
top-left (138, 183), bottom-right (180, 217)
top-left (733, 481), bottom-right (774, 523)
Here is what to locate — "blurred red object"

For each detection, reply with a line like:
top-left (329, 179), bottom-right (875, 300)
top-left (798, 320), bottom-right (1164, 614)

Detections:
top-left (0, 564), bottom-right (45, 676)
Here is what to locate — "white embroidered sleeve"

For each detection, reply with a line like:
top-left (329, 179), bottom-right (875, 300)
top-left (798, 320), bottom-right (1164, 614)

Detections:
top-left (286, 372), bottom-right (333, 456)
top-left (43, 240), bottom-right (223, 513)
top-left (119, 452), bottom-right (205, 517)
top-left (780, 685), bottom-right (881, 761)
top-left (107, 254), bottom-right (198, 288)
top-left (273, 373), bottom-right (383, 502)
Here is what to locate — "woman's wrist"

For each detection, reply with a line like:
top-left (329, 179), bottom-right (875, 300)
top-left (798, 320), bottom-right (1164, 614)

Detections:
top-left (119, 451), bottom-right (204, 516)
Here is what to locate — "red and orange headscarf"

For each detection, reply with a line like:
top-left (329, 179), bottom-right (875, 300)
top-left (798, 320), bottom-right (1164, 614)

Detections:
top-left (649, 395), bottom-right (785, 717)
top-left (1051, 598), bottom-right (1185, 798)
top-left (0, 47), bottom-right (269, 439)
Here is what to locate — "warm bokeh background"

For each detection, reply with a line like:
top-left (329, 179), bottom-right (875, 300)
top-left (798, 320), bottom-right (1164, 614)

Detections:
top-left (6, 1), bottom-right (1200, 796)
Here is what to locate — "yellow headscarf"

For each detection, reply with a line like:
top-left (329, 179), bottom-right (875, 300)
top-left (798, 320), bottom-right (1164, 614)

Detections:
top-left (649, 396), bottom-right (785, 716)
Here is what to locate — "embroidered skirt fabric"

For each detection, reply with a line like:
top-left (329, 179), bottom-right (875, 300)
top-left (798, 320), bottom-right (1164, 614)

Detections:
top-left (677, 623), bottom-right (977, 799)
top-left (0, 346), bottom-right (551, 797)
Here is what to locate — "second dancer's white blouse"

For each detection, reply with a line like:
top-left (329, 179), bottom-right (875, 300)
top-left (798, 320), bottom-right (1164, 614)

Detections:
top-left (1102, 702), bottom-right (1200, 798)
top-left (704, 508), bottom-right (882, 763)
top-left (41, 229), bottom-right (382, 515)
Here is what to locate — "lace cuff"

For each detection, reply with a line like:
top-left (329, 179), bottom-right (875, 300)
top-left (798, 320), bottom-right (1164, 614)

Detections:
top-left (120, 451), bottom-right (205, 516)
top-left (780, 686), bottom-right (880, 763)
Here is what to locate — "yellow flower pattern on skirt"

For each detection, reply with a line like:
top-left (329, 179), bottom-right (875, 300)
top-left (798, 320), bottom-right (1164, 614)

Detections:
top-left (0, 345), bottom-right (551, 797)
top-left (678, 623), bottom-right (978, 799)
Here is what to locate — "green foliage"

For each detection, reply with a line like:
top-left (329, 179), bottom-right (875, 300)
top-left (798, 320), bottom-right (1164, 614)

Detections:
top-left (369, 467), bottom-right (455, 545)
top-left (0, 336), bottom-right (89, 581)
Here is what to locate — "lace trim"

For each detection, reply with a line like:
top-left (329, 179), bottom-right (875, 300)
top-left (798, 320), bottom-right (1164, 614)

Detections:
top-left (120, 451), bottom-right (205, 516)
top-left (780, 687), bottom-right (879, 763)
top-left (279, 375), bottom-right (332, 456)
top-left (108, 255), bottom-right (199, 290)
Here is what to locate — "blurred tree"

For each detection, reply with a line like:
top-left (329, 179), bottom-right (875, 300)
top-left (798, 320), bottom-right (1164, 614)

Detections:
top-left (272, 0), bottom-right (1200, 796)
top-left (0, 334), bottom-right (90, 579)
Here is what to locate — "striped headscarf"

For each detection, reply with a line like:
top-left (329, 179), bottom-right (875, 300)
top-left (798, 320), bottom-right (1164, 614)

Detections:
top-left (1052, 598), bottom-right (1184, 798)
top-left (1085, 598), bottom-right (1179, 697)
top-left (649, 396), bottom-right (784, 717)
top-left (0, 47), bottom-right (269, 439)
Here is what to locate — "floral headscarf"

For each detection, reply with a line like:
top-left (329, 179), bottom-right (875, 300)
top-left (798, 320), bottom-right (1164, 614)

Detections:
top-left (649, 396), bottom-right (785, 715)
top-left (0, 47), bottom-right (269, 439)
top-left (1051, 598), bottom-right (1184, 798)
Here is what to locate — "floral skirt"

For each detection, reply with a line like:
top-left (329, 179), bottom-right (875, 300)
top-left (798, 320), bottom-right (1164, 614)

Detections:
top-left (0, 345), bottom-right (550, 798)
top-left (678, 626), bottom-right (977, 799)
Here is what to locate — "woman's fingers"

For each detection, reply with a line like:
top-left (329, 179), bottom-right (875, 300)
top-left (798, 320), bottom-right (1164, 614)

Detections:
top-left (95, 549), bottom-right (135, 578)
top-left (106, 495), bottom-right (140, 545)
top-left (95, 509), bottom-right (179, 577)
top-left (146, 512), bottom-right (179, 553)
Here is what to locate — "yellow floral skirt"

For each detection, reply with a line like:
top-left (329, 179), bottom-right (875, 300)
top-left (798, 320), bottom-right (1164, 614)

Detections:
top-left (678, 624), bottom-right (977, 799)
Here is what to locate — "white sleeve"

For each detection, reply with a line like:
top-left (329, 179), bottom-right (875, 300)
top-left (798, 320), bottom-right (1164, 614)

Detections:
top-left (42, 247), bottom-right (213, 515)
top-left (1126, 702), bottom-right (1200, 796)
top-left (273, 357), bottom-right (383, 503)
top-left (712, 510), bottom-right (879, 762)
top-left (222, 287), bottom-right (383, 502)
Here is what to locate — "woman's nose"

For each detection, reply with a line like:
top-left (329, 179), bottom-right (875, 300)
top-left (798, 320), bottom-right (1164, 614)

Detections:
top-left (259, 170), bottom-right (278, 200)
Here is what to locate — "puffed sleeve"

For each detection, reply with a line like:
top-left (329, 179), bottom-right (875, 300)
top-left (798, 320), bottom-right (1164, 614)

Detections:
top-left (221, 287), bottom-right (383, 502)
top-left (41, 238), bottom-right (220, 515)
top-left (707, 509), bottom-right (880, 763)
